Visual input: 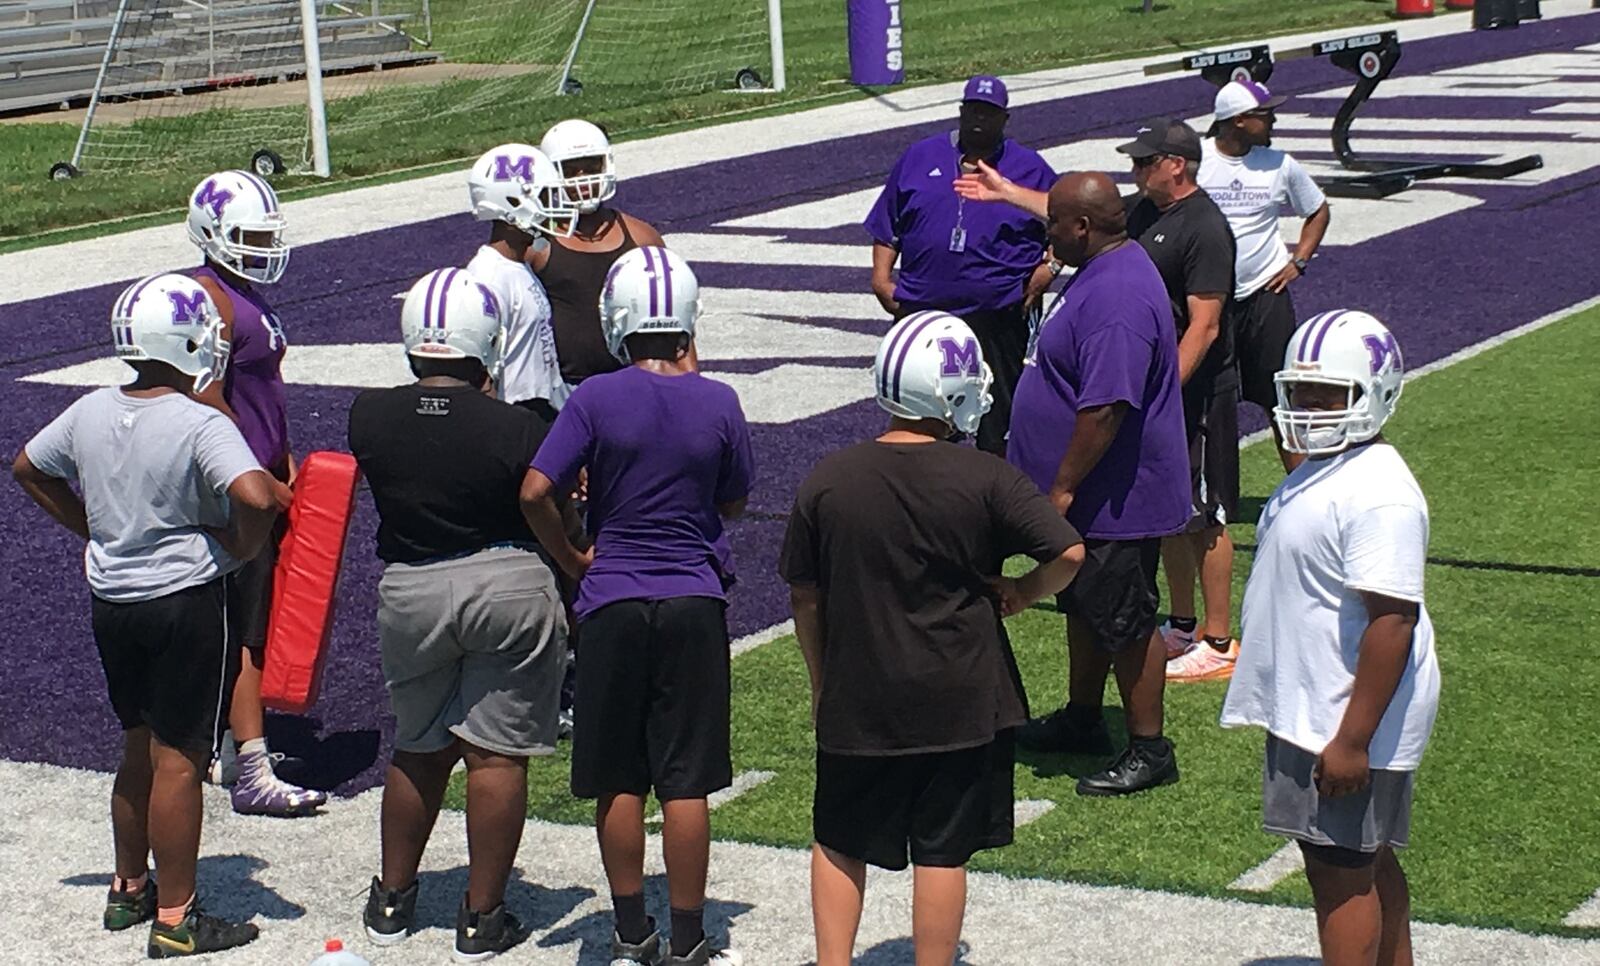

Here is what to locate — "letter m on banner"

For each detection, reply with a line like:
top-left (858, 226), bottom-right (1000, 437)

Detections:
top-left (938, 336), bottom-right (980, 377)
top-left (492, 155), bottom-right (534, 182)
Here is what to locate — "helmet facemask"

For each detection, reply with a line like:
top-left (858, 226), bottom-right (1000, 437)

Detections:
top-left (1272, 373), bottom-right (1377, 456)
top-left (557, 155), bottom-right (617, 215)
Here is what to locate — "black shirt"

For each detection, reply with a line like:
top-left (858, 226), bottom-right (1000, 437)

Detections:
top-left (1127, 189), bottom-right (1237, 391)
top-left (348, 384), bottom-right (548, 564)
top-left (540, 211), bottom-right (638, 384)
top-left (779, 440), bottom-right (1082, 755)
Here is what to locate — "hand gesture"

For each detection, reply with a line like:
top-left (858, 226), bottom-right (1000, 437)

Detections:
top-left (953, 159), bottom-right (1013, 203)
top-left (986, 576), bottom-right (1030, 618)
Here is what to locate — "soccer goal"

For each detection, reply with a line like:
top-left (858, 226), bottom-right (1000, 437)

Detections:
top-left (52, 0), bottom-right (786, 181)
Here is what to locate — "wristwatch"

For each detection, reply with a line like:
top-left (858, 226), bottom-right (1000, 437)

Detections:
top-left (1292, 256), bottom-right (1310, 274)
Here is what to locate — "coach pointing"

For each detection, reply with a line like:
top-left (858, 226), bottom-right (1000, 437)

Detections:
top-left (864, 75), bottom-right (1057, 454)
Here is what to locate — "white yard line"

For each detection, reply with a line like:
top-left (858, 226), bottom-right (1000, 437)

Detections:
top-left (1013, 799), bottom-right (1057, 829)
top-left (1228, 842), bottom-right (1305, 893)
top-left (1566, 890), bottom-right (1600, 928)
top-left (1, 760), bottom-right (1595, 965)
top-left (6, 2), bottom-right (1596, 305)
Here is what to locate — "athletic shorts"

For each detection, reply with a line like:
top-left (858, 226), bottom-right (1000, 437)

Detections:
top-left (1262, 734), bottom-right (1415, 854)
top-left (1056, 537), bottom-right (1162, 653)
top-left (1182, 381), bottom-right (1241, 530)
top-left (814, 731), bottom-right (1015, 871)
top-left (570, 596), bottom-right (732, 801)
top-left (91, 575), bottom-right (241, 755)
top-left (229, 525), bottom-right (281, 650)
top-left (377, 546), bottom-right (567, 757)
top-left (1232, 285), bottom-right (1299, 411)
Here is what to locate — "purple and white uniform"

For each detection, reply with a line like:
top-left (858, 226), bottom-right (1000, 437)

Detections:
top-left (193, 265), bottom-right (289, 473)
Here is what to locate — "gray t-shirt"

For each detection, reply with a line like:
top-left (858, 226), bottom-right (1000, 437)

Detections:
top-left (25, 388), bottom-right (263, 602)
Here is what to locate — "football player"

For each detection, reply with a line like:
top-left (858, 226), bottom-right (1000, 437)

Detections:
top-left (15, 274), bottom-right (280, 956)
top-left (351, 269), bottom-right (568, 962)
top-left (520, 247), bottom-right (752, 966)
top-left (534, 119), bottom-right (671, 389)
top-left (185, 169), bottom-right (327, 818)
top-left (1222, 311), bottom-right (1439, 966)
top-left (781, 312), bottom-right (1084, 966)
top-left (465, 144), bottom-right (577, 423)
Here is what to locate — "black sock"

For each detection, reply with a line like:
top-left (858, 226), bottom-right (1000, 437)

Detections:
top-left (669, 906), bottom-right (704, 958)
top-left (612, 893), bottom-right (649, 945)
top-left (1203, 634), bottom-right (1233, 653)
top-left (1131, 733), bottom-right (1169, 755)
top-left (1170, 616), bottom-right (1198, 633)
top-left (1064, 702), bottom-right (1103, 729)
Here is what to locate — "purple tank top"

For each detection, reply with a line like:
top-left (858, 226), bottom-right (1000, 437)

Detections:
top-left (194, 265), bottom-right (289, 471)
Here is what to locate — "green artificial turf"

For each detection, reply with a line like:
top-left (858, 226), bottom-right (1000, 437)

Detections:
top-left (1, 0), bottom-right (1411, 244)
top-left (444, 303), bottom-right (1600, 935)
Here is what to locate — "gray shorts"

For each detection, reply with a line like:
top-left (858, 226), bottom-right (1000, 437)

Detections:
top-left (378, 546), bottom-right (568, 757)
top-left (1263, 734), bottom-right (1415, 853)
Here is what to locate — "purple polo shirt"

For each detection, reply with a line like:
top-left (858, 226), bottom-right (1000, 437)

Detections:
top-left (1006, 242), bottom-right (1189, 540)
top-left (864, 134), bottom-right (1056, 315)
top-left (531, 366), bottom-right (755, 620)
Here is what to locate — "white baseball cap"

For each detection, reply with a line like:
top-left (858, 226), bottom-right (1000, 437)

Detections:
top-left (1213, 79), bottom-right (1288, 123)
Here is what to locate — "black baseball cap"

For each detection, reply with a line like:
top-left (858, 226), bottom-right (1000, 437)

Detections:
top-left (1115, 118), bottom-right (1202, 162)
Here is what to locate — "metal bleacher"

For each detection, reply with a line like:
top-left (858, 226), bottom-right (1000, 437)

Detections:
top-left (0, 0), bottom-right (436, 115)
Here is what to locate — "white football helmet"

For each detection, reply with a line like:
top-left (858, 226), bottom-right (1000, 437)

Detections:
top-left (540, 119), bottom-right (617, 214)
top-left (111, 273), bottom-right (229, 393)
top-left (467, 144), bottom-right (577, 238)
top-left (600, 246), bottom-right (700, 363)
top-left (399, 268), bottom-right (506, 378)
top-left (873, 311), bottom-right (993, 435)
top-left (1274, 309), bottom-right (1405, 456)
top-left (185, 170), bottom-right (290, 284)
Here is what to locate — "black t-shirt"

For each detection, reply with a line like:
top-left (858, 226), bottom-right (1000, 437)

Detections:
top-left (1127, 190), bottom-right (1238, 391)
top-left (348, 384), bottom-right (549, 564)
top-left (779, 440), bottom-right (1082, 756)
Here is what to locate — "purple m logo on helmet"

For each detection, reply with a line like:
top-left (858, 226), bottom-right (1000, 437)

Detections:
top-left (937, 336), bottom-right (980, 377)
top-left (193, 179), bottom-right (233, 219)
top-left (1362, 332), bottom-right (1400, 374)
top-left (168, 289), bottom-right (210, 324)
top-left (491, 155), bottom-right (535, 182)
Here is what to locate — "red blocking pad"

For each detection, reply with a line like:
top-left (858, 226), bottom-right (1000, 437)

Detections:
top-left (260, 451), bottom-right (361, 714)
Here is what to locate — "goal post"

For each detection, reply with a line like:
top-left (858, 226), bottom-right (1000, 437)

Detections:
top-left (59, 0), bottom-right (787, 183)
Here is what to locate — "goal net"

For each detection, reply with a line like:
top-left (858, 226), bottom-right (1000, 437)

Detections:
top-left (63, 0), bottom-right (784, 180)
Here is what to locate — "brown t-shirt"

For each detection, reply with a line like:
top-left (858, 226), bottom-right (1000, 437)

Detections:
top-left (780, 439), bottom-right (1082, 755)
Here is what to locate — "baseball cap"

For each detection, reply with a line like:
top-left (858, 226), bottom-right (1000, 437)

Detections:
top-left (1115, 118), bottom-right (1202, 162)
top-left (963, 75), bottom-right (1008, 110)
top-left (1213, 79), bottom-right (1288, 123)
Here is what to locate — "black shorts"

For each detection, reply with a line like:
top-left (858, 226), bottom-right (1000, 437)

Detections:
top-left (91, 576), bottom-right (241, 755)
top-left (1056, 537), bottom-right (1162, 653)
top-left (570, 597), bottom-right (732, 800)
top-left (230, 531), bottom-right (279, 650)
top-left (814, 730), bottom-right (1015, 871)
top-left (1232, 285), bottom-right (1299, 410)
top-left (1182, 382), bottom-right (1241, 530)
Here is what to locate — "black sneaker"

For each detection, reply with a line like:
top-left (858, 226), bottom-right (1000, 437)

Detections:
top-left (363, 876), bottom-right (418, 946)
top-left (1016, 707), bottom-right (1114, 755)
top-left (104, 879), bottom-right (157, 931)
top-left (146, 904), bottom-right (258, 958)
top-left (453, 895), bottom-right (529, 963)
top-left (1076, 739), bottom-right (1180, 797)
top-left (611, 920), bottom-right (665, 965)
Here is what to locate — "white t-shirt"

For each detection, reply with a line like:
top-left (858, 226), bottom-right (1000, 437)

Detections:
top-left (1198, 139), bottom-right (1326, 300)
top-left (466, 245), bottom-right (568, 409)
top-left (24, 388), bottom-right (263, 602)
top-left (1221, 443), bottom-right (1440, 771)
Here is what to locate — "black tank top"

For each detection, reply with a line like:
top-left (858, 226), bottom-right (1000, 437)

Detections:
top-left (541, 211), bottom-right (639, 384)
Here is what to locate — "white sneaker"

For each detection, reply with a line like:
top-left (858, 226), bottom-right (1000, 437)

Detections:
top-left (1166, 637), bottom-right (1239, 682)
top-left (1159, 620), bottom-right (1197, 660)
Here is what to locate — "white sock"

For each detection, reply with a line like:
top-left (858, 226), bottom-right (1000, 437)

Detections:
top-left (238, 738), bottom-right (268, 758)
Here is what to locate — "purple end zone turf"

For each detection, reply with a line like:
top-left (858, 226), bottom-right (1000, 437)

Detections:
top-left (1, 13), bottom-right (1597, 792)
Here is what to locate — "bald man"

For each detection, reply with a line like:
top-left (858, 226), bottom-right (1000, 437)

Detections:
top-left (1003, 172), bottom-right (1190, 796)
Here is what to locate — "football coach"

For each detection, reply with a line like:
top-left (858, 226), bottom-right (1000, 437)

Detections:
top-left (864, 74), bottom-right (1057, 454)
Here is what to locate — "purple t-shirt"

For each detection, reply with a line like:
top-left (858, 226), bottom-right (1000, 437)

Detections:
top-left (864, 134), bottom-right (1056, 315)
top-left (1006, 242), bottom-right (1190, 540)
top-left (194, 265), bottom-right (289, 472)
top-left (531, 366), bottom-right (755, 619)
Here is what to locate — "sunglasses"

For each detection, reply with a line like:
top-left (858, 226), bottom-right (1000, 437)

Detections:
top-left (1132, 154), bottom-right (1169, 168)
